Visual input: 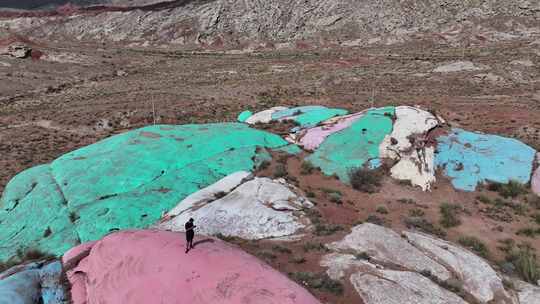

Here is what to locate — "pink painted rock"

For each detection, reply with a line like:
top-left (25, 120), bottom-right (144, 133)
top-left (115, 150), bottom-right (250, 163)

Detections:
top-left (63, 230), bottom-right (321, 304)
top-left (292, 112), bottom-right (364, 150)
top-left (532, 153), bottom-right (540, 196)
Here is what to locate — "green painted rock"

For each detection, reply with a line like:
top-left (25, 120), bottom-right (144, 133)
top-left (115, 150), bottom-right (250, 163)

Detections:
top-left (0, 123), bottom-right (294, 261)
top-left (306, 107), bottom-right (395, 182)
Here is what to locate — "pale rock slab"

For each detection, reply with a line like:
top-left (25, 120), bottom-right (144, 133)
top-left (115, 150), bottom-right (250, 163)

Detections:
top-left (379, 106), bottom-right (440, 190)
top-left (326, 223), bottom-right (451, 281)
top-left (513, 280), bottom-right (540, 304)
top-left (245, 106), bottom-right (289, 124)
top-left (350, 269), bottom-right (469, 304)
top-left (404, 231), bottom-right (515, 304)
top-left (158, 172), bottom-right (313, 239)
top-left (433, 61), bottom-right (486, 73)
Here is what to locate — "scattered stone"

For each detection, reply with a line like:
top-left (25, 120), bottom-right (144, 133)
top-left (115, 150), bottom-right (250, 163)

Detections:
top-left (532, 153), bottom-right (540, 196)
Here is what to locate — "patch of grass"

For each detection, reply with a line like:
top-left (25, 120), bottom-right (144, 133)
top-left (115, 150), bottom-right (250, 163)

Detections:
top-left (504, 243), bottom-right (540, 284)
top-left (303, 242), bottom-right (329, 253)
top-left (288, 272), bottom-right (344, 295)
top-left (306, 190), bottom-right (316, 198)
top-left (439, 203), bottom-right (462, 228)
top-left (516, 227), bottom-right (540, 238)
top-left (476, 195), bottom-right (492, 205)
top-left (398, 198), bottom-right (416, 204)
top-left (291, 256), bottom-right (306, 264)
top-left (366, 214), bottom-right (385, 226)
top-left (487, 180), bottom-right (528, 198)
top-left (314, 223), bottom-right (344, 236)
top-left (328, 192), bottom-right (342, 204)
top-left (528, 195), bottom-right (540, 209)
top-left (457, 236), bottom-right (489, 258)
top-left (376, 205), bottom-right (388, 214)
top-left (215, 233), bottom-right (241, 243)
top-left (348, 166), bottom-right (382, 193)
top-left (320, 187), bottom-right (342, 195)
top-left (257, 250), bottom-right (277, 260)
top-left (532, 213), bottom-right (540, 225)
top-left (272, 244), bottom-right (292, 254)
top-left (408, 208), bottom-right (425, 217)
top-left (404, 216), bottom-right (446, 238)
top-left (300, 160), bottom-right (316, 175)
top-left (273, 163), bottom-right (288, 178)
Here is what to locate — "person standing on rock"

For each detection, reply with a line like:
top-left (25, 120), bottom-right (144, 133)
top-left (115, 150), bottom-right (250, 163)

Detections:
top-left (185, 218), bottom-right (196, 253)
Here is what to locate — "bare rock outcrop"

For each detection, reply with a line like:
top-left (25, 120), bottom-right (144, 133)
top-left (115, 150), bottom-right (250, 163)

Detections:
top-left (322, 223), bottom-right (519, 304)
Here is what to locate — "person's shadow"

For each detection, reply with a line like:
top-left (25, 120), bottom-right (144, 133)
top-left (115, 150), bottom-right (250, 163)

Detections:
top-left (192, 238), bottom-right (215, 248)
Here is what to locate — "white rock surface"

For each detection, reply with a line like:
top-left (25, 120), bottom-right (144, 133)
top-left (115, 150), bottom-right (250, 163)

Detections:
top-left (404, 231), bottom-right (515, 304)
top-left (320, 253), bottom-right (376, 280)
top-left (433, 61), bottom-right (485, 73)
top-left (245, 106), bottom-right (289, 124)
top-left (379, 106), bottom-right (440, 191)
top-left (327, 223), bottom-right (451, 281)
top-left (350, 269), bottom-right (469, 304)
top-left (1, 43), bottom-right (31, 59)
top-left (513, 280), bottom-right (540, 304)
top-left (158, 171), bottom-right (313, 239)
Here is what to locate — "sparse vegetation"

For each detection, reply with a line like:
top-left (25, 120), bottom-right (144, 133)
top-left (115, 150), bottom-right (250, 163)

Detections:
top-left (303, 242), bottom-right (329, 253)
top-left (376, 205), bottom-right (388, 214)
top-left (487, 180), bottom-right (528, 198)
top-left (354, 252), bottom-right (371, 260)
top-left (257, 160), bottom-right (271, 170)
top-left (272, 244), bottom-right (292, 254)
top-left (306, 190), bottom-right (316, 198)
top-left (300, 160), bottom-right (316, 175)
top-left (257, 250), bottom-right (277, 260)
top-left (516, 227), bottom-right (540, 238)
top-left (457, 236), bottom-right (489, 258)
top-left (501, 241), bottom-right (540, 284)
top-left (216, 233), bottom-right (241, 243)
top-left (328, 192), bottom-right (342, 204)
top-left (348, 166), bottom-right (382, 193)
top-left (273, 163), bottom-right (288, 178)
top-left (214, 191), bottom-right (227, 199)
top-left (291, 256), bottom-right (306, 264)
top-left (404, 216), bottom-right (446, 238)
top-left (314, 223), bottom-right (344, 236)
top-left (476, 195), bottom-right (492, 205)
top-left (366, 214), bottom-right (385, 226)
top-left (288, 272), bottom-right (344, 295)
top-left (439, 203), bottom-right (462, 228)
top-left (408, 208), bottom-right (425, 217)
top-left (398, 198), bottom-right (416, 204)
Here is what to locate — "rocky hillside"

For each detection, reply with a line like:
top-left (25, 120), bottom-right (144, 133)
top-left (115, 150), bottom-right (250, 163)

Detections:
top-left (1, 0), bottom-right (539, 48)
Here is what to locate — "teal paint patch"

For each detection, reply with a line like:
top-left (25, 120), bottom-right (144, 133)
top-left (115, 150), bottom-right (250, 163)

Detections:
top-left (306, 107), bottom-right (395, 182)
top-left (0, 123), bottom-right (295, 261)
top-left (237, 110), bottom-right (253, 122)
top-left (435, 128), bottom-right (536, 191)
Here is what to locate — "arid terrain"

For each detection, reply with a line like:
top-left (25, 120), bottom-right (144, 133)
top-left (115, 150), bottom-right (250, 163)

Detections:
top-left (1, 1), bottom-right (540, 303)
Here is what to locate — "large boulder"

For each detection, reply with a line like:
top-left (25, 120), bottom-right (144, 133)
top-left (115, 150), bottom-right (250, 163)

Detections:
top-left (306, 107), bottom-right (394, 182)
top-left (326, 223), bottom-right (451, 281)
top-left (379, 106), bottom-right (441, 191)
top-left (0, 123), bottom-right (297, 261)
top-left (322, 223), bottom-right (518, 304)
top-left (404, 231), bottom-right (515, 304)
top-left (157, 171), bottom-right (313, 239)
top-left (0, 260), bottom-right (65, 304)
top-left (435, 128), bottom-right (536, 191)
top-left (63, 230), bottom-right (321, 304)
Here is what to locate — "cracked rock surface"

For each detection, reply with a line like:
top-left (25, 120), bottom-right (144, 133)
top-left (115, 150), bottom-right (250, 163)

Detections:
top-left (322, 223), bottom-right (518, 304)
top-left (158, 171), bottom-right (314, 240)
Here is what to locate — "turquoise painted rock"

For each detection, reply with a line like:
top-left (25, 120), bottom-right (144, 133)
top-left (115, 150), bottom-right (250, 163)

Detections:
top-left (435, 128), bottom-right (536, 191)
top-left (0, 123), bottom-right (294, 261)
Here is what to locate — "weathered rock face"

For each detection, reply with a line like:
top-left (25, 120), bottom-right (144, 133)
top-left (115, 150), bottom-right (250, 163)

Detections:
top-left (1, 43), bottom-right (31, 58)
top-left (326, 223), bottom-right (451, 281)
top-left (0, 260), bottom-right (66, 304)
top-left (435, 128), bottom-right (536, 191)
top-left (379, 106), bottom-right (441, 191)
top-left (1, 0), bottom-right (537, 47)
top-left (0, 123), bottom-right (296, 261)
top-left (513, 280), bottom-right (540, 304)
top-left (404, 231), bottom-right (514, 304)
top-left (63, 230), bottom-right (321, 304)
top-left (322, 223), bottom-right (518, 304)
top-left (157, 171), bottom-right (313, 240)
